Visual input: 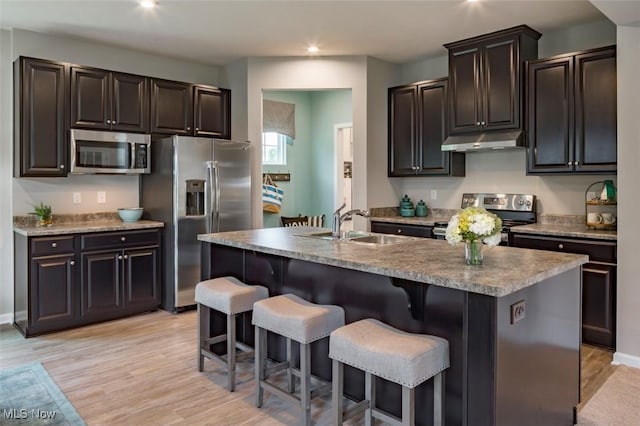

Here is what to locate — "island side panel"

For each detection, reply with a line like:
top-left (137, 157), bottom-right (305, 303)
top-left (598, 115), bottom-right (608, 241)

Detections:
top-left (495, 267), bottom-right (581, 426)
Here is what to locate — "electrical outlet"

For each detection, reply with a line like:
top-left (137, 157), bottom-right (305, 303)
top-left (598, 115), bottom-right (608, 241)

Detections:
top-left (510, 300), bottom-right (526, 324)
top-left (97, 191), bottom-right (106, 204)
top-left (431, 190), bottom-right (437, 200)
top-left (587, 191), bottom-right (597, 201)
top-left (73, 192), bottom-right (81, 204)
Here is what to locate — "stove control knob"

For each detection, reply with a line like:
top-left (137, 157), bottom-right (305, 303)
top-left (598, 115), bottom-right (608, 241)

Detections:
top-left (518, 199), bottom-right (524, 206)
top-left (525, 200), bottom-right (532, 207)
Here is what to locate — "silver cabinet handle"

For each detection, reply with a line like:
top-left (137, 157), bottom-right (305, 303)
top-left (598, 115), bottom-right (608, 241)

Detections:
top-left (187, 126), bottom-right (191, 131)
top-left (51, 242), bottom-right (57, 248)
top-left (121, 237), bottom-right (126, 242)
top-left (69, 260), bottom-right (75, 266)
top-left (118, 255), bottom-right (123, 260)
top-left (481, 121), bottom-right (486, 125)
top-left (195, 127), bottom-right (200, 131)
top-left (397, 229), bottom-right (402, 234)
top-left (123, 254), bottom-right (128, 259)
top-left (476, 122), bottom-right (481, 125)
top-left (575, 161), bottom-right (580, 167)
top-left (60, 165), bottom-right (65, 169)
top-left (112, 121), bottom-right (116, 125)
top-left (567, 162), bottom-right (573, 166)
top-left (558, 244), bottom-right (564, 249)
top-left (107, 119), bottom-right (111, 124)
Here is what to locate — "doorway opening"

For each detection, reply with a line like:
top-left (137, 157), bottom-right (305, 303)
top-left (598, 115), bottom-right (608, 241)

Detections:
top-left (334, 123), bottom-right (353, 231)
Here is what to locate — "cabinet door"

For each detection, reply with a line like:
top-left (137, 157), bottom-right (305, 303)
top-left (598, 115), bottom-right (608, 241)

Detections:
top-left (526, 56), bottom-right (574, 173)
top-left (388, 85), bottom-right (417, 176)
top-left (30, 254), bottom-right (76, 329)
top-left (123, 246), bottom-right (160, 309)
top-left (150, 79), bottom-right (193, 135)
top-left (482, 37), bottom-right (519, 131)
top-left (575, 47), bottom-right (617, 173)
top-left (582, 262), bottom-right (616, 349)
top-left (417, 79), bottom-right (464, 176)
top-left (81, 250), bottom-right (122, 317)
top-left (112, 72), bottom-right (149, 133)
top-left (194, 86), bottom-right (230, 138)
top-left (448, 45), bottom-right (482, 135)
top-left (70, 67), bottom-right (110, 130)
top-left (16, 57), bottom-right (68, 177)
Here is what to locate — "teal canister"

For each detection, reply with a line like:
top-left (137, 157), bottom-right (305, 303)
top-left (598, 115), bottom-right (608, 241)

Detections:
top-left (415, 200), bottom-right (428, 217)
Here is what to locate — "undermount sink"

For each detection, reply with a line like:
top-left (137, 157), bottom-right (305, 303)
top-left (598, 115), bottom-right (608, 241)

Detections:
top-left (347, 234), bottom-right (411, 245)
top-left (297, 230), bottom-right (413, 245)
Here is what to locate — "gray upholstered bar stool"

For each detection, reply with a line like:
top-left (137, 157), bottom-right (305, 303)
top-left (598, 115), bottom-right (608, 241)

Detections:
top-left (252, 294), bottom-right (345, 426)
top-left (329, 319), bottom-right (450, 426)
top-left (195, 276), bottom-right (269, 392)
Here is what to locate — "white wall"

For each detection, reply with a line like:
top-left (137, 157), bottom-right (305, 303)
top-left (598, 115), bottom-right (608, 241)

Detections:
top-left (0, 28), bottom-right (223, 321)
top-left (615, 25), bottom-right (640, 365)
top-left (244, 56), bottom-right (370, 229)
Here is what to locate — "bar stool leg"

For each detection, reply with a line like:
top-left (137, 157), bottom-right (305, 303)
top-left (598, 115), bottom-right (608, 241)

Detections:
top-left (365, 372), bottom-right (375, 426)
top-left (332, 359), bottom-right (344, 425)
top-left (197, 303), bottom-right (208, 372)
top-left (287, 338), bottom-right (295, 393)
top-left (401, 386), bottom-right (415, 426)
top-left (255, 326), bottom-right (266, 407)
top-left (300, 342), bottom-right (311, 426)
top-left (434, 371), bottom-right (445, 426)
top-left (227, 313), bottom-right (237, 392)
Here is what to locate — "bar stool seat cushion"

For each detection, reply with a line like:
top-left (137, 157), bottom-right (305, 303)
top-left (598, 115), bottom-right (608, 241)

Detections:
top-left (195, 277), bottom-right (269, 315)
top-left (329, 319), bottom-right (449, 389)
top-left (252, 294), bottom-right (345, 344)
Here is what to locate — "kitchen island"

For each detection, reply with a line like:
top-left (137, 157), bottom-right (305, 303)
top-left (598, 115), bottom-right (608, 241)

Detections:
top-left (198, 226), bottom-right (588, 426)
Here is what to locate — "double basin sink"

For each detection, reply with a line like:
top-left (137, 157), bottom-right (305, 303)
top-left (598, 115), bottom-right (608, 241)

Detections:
top-left (297, 230), bottom-right (413, 246)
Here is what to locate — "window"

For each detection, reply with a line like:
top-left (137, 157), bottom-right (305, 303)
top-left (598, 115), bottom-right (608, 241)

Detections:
top-left (262, 132), bottom-right (287, 165)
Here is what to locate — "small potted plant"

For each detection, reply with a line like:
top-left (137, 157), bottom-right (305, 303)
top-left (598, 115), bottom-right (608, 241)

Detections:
top-left (32, 202), bottom-right (53, 227)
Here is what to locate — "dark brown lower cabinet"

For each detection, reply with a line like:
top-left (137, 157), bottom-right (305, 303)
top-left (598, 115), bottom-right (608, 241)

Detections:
top-left (511, 233), bottom-right (616, 349)
top-left (14, 229), bottom-right (161, 337)
top-left (370, 221), bottom-right (433, 238)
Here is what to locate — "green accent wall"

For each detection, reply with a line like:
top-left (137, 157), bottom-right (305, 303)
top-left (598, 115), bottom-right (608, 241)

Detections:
top-left (262, 90), bottom-right (351, 228)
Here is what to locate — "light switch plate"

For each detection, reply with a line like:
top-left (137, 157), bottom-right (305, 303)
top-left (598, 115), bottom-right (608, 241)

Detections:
top-left (431, 190), bottom-right (437, 200)
top-left (73, 192), bottom-right (81, 204)
top-left (97, 191), bottom-right (106, 204)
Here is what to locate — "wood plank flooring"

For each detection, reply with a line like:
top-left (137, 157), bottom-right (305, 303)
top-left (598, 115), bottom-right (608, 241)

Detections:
top-left (0, 310), bottom-right (616, 425)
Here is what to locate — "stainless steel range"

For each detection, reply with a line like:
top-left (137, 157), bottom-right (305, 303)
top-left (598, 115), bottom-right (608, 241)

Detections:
top-left (433, 193), bottom-right (537, 246)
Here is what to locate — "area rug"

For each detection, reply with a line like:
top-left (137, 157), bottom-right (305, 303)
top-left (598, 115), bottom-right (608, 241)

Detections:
top-left (578, 365), bottom-right (640, 425)
top-left (0, 362), bottom-right (86, 425)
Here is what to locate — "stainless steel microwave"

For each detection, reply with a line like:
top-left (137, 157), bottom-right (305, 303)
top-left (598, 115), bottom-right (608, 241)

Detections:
top-left (70, 129), bottom-right (151, 174)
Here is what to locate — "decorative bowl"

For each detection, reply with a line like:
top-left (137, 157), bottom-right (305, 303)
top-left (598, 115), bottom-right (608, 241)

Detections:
top-left (117, 207), bottom-right (143, 222)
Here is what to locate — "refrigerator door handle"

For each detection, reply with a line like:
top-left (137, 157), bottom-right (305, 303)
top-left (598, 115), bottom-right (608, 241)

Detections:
top-left (206, 161), bottom-right (220, 233)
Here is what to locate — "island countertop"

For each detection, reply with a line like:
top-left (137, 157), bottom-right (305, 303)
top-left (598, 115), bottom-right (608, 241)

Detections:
top-left (198, 226), bottom-right (587, 297)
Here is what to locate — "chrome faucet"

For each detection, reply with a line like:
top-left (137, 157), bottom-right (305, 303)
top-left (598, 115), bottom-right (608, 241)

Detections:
top-left (332, 203), bottom-right (370, 238)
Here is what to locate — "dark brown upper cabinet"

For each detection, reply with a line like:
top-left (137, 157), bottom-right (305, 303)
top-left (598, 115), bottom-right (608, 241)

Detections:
top-left (527, 45), bottom-right (617, 174)
top-left (150, 79), bottom-right (193, 135)
top-left (71, 66), bottom-right (149, 133)
top-left (194, 86), bottom-right (231, 138)
top-left (151, 79), bottom-right (231, 138)
top-left (388, 78), bottom-right (464, 177)
top-left (14, 57), bottom-right (69, 177)
top-left (444, 25), bottom-right (541, 136)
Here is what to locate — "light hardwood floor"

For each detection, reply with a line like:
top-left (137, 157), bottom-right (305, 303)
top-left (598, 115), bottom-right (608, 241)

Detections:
top-left (0, 310), bottom-right (616, 425)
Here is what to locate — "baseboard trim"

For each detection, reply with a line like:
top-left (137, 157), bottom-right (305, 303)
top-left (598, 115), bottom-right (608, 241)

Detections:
top-left (612, 351), bottom-right (640, 368)
top-left (0, 313), bottom-right (14, 325)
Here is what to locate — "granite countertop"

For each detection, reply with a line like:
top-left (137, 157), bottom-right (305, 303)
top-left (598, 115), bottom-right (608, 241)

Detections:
top-left (370, 215), bottom-right (452, 226)
top-left (14, 220), bottom-right (164, 236)
top-left (511, 223), bottom-right (617, 241)
top-left (198, 226), bottom-right (587, 298)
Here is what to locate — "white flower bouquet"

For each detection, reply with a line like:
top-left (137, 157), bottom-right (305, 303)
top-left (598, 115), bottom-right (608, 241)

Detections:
top-left (445, 206), bottom-right (502, 247)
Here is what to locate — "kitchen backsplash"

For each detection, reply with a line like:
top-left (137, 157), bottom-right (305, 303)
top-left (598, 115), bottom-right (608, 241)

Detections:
top-left (14, 211), bottom-right (119, 227)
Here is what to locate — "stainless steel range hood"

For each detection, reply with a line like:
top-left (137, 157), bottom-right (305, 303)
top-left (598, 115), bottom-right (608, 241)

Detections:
top-left (441, 130), bottom-right (525, 152)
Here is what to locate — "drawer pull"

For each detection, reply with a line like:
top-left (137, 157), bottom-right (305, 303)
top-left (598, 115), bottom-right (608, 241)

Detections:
top-left (121, 237), bottom-right (126, 242)
top-left (123, 255), bottom-right (128, 259)
top-left (118, 255), bottom-right (123, 260)
top-left (397, 229), bottom-right (402, 234)
top-left (51, 242), bottom-right (57, 248)
top-left (69, 260), bottom-right (75, 266)
top-left (558, 244), bottom-right (564, 249)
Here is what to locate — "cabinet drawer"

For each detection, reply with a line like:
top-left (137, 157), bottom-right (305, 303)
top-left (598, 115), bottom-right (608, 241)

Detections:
top-left (371, 222), bottom-right (433, 238)
top-left (81, 229), bottom-right (160, 250)
top-left (512, 234), bottom-right (616, 264)
top-left (30, 236), bottom-right (75, 256)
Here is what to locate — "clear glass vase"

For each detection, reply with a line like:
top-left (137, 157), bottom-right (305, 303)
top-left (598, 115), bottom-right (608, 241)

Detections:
top-left (464, 240), bottom-right (483, 265)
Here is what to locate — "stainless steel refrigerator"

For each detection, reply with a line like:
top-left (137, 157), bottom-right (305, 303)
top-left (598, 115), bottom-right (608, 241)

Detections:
top-left (140, 136), bottom-right (251, 311)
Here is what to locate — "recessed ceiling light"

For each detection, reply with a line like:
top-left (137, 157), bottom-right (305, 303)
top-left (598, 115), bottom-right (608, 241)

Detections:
top-left (307, 46), bottom-right (319, 54)
top-left (140, 0), bottom-right (157, 8)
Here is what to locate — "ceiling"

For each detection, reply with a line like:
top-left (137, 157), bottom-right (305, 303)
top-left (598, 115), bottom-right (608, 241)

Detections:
top-left (0, 0), bottom-right (616, 67)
